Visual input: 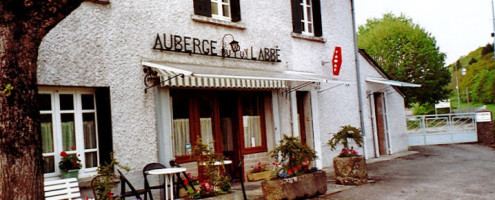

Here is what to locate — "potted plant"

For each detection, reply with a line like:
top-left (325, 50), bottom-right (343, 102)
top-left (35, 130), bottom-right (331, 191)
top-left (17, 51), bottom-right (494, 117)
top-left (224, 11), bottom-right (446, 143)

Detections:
top-left (247, 162), bottom-right (271, 181)
top-left (187, 138), bottom-right (232, 199)
top-left (261, 135), bottom-right (326, 200)
top-left (328, 125), bottom-right (367, 185)
top-left (59, 148), bottom-right (82, 179)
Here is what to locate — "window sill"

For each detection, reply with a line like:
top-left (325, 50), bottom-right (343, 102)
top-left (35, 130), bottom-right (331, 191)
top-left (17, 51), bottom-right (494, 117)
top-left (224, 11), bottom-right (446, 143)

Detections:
top-left (191, 15), bottom-right (246, 30)
top-left (291, 33), bottom-right (326, 43)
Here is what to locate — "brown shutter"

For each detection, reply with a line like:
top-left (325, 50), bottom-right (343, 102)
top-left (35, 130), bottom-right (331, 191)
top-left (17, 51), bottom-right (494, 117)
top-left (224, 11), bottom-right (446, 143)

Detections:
top-left (312, 0), bottom-right (323, 37)
top-left (291, 0), bottom-right (302, 33)
top-left (231, 0), bottom-right (241, 22)
top-left (194, 0), bottom-right (212, 17)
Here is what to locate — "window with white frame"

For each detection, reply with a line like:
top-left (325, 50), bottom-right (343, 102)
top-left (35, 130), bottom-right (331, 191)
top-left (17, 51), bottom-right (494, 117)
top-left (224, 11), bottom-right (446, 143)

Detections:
top-left (211, 0), bottom-right (231, 20)
top-left (193, 0), bottom-right (241, 22)
top-left (291, 0), bottom-right (322, 37)
top-left (39, 88), bottom-right (99, 177)
top-left (300, 0), bottom-right (313, 35)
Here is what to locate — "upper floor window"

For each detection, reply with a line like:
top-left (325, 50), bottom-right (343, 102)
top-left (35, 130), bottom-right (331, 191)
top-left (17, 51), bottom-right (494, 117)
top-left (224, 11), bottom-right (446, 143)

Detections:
top-left (291, 0), bottom-right (322, 37)
top-left (194, 0), bottom-right (241, 22)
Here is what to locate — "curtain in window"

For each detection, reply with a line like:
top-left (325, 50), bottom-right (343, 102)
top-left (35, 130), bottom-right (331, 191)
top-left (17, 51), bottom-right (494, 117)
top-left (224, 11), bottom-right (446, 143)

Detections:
top-left (173, 119), bottom-right (190, 156)
top-left (84, 121), bottom-right (97, 149)
top-left (200, 118), bottom-right (214, 151)
top-left (243, 116), bottom-right (261, 147)
top-left (62, 122), bottom-right (75, 151)
top-left (41, 122), bottom-right (54, 153)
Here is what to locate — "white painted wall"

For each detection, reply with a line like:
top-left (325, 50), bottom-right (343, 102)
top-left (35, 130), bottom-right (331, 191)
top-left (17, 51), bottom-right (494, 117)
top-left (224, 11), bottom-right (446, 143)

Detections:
top-left (37, 0), bottom-right (366, 182)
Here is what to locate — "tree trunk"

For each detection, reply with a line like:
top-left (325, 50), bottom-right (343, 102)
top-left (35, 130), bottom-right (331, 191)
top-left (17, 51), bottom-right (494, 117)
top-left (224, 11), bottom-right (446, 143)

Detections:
top-left (0, 1), bottom-right (84, 199)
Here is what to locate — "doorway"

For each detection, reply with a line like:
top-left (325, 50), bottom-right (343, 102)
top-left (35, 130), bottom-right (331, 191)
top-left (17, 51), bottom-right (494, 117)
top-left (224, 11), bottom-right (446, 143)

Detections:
top-left (170, 90), bottom-right (269, 180)
top-left (373, 92), bottom-right (389, 156)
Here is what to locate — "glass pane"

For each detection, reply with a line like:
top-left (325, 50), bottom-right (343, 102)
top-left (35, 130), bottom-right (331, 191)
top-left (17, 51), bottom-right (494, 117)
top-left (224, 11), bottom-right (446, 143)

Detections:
top-left (220, 96), bottom-right (236, 152)
top-left (308, 22), bottom-right (313, 33)
top-left (43, 156), bottom-right (55, 173)
top-left (242, 94), bottom-right (263, 148)
top-left (85, 152), bottom-right (98, 168)
top-left (199, 96), bottom-right (214, 152)
top-left (83, 113), bottom-right (97, 149)
top-left (82, 94), bottom-right (95, 110)
top-left (59, 94), bottom-right (74, 110)
top-left (41, 114), bottom-right (54, 153)
top-left (222, 5), bottom-right (230, 17)
top-left (307, 7), bottom-right (312, 22)
top-left (39, 94), bottom-right (52, 111)
top-left (211, 2), bottom-right (218, 15)
top-left (306, 0), bottom-right (311, 5)
top-left (61, 114), bottom-right (76, 151)
top-left (222, 0), bottom-right (228, 3)
top-left (172, 95), bottom-right (191, 156)
top-left (301, 22), bottom-right (306, 32)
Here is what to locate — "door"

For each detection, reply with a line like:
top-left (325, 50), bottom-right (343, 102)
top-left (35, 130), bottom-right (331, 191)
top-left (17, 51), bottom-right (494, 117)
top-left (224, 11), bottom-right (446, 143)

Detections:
top-left (374, 92), bottom-right (388, 155)
top-left (218, 92), bottom-right (241, 180)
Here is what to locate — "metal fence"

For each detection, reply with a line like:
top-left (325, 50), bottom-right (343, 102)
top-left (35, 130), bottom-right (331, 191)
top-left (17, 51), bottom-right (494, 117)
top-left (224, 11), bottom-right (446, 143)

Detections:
top-left (407, 113), bottom-right (477, 145)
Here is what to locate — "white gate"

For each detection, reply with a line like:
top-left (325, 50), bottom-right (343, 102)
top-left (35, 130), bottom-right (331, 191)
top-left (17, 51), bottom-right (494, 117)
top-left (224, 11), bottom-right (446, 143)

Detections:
top-left (407, 113), bottom-right (477, 146)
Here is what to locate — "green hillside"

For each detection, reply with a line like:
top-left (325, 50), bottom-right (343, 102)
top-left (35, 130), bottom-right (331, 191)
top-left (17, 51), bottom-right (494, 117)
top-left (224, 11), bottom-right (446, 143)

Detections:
top-left (448, 44), bottom-right (495, 106)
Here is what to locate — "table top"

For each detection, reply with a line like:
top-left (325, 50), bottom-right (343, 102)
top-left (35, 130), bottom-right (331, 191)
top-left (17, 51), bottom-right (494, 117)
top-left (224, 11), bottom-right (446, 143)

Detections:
top-left (146, 167), bottom-right (186, 175)
top-left (199, 160), bottom-right (233, 166)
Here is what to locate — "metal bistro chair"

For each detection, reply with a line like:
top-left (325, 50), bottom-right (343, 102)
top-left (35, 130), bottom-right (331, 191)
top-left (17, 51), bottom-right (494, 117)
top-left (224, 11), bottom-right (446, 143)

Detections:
top-left (143, 162), bottom-right (169, 200)
top-left (169, 160), bottom-right (199, 196)
top-left (117, 169), bottom-right (147, 200)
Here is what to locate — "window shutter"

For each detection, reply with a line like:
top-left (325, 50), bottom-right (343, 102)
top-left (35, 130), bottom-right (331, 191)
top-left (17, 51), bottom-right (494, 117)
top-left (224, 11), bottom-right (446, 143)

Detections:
top-left (231, 0), bottom-right (241, 22)
top-left (291, 0), bottom-right (302, 33)
top-left (312, 0), bottom-right (323, 37)
top-left (194, 0), bottom-right (212, 17)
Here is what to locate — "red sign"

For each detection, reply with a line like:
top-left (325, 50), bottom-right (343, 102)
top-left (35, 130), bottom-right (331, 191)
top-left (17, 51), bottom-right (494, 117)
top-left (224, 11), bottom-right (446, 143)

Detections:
top-left (332, 47), bottom-right (342, 76)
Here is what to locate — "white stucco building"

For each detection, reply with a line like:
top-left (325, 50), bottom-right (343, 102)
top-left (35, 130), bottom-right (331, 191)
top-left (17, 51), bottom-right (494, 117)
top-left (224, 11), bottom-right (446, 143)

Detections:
top-left (37, 0), bottom-right (417, 195)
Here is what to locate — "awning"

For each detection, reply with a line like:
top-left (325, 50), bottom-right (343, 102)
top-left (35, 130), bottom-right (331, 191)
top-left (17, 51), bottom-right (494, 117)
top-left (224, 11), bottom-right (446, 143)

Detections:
top-left (366, 77), bottom-right (421, 87)
top-left (142, 61), bottom-right (329, 89)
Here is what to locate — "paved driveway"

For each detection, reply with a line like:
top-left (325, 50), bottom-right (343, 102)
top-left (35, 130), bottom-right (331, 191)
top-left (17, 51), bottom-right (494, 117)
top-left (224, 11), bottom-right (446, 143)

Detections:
top-left (320, 144), bottom-right (495, 200)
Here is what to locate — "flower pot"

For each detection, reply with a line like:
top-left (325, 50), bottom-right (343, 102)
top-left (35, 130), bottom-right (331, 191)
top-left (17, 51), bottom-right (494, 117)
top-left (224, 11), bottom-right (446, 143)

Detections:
top-left (261, 170), bottom-right (327, 200)
top-left (333, 155), bottom-right (367, 185)
top-left (61, 169), bottom-right (79, 179)
top-left (247, 171), bottom-right (271, 181)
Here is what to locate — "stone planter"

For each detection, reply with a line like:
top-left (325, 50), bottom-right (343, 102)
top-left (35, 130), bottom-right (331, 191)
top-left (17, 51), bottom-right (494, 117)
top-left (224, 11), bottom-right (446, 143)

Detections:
top-left (247, 171), bottom-right (271, 181)
top-left (61, 169), bottom-right (79, 179)
top-left (333, 155), bottom-right (367, 185)
top-left (261, 170), bottom-right (327, 200)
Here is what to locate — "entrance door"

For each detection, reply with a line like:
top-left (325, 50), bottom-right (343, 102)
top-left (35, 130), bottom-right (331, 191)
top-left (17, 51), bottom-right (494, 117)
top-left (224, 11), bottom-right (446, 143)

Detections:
top-left (374, 93), bottom-right (388, 155)
top-left (218, 93), bottom-right (241, 180)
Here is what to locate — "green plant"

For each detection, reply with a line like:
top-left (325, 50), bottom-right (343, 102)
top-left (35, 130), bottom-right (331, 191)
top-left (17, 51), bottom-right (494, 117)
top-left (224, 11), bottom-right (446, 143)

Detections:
top-left (92, 152), bottom-right (129, 200)
top-left (190, 138), bottom-right (232, 198)
top-left (58, 148), bottom-right (81, 172)
top-left (269, 135), bottom-right (317, 178)
top-left (327, 125), bottom-right (364, 157)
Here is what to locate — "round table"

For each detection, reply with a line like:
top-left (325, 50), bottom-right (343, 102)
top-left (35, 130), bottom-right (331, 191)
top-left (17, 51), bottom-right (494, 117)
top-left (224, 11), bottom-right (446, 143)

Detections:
top-left (147, 167), bottom-right (187, 200)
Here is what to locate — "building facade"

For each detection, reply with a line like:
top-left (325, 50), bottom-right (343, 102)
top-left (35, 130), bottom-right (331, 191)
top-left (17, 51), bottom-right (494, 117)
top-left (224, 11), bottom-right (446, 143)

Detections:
top-left (37, 0), bottom-right (411, 191)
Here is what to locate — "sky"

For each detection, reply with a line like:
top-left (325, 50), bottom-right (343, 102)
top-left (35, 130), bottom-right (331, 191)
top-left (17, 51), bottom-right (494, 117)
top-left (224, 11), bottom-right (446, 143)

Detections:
top-left (354, 0), bottom-right (495, 65)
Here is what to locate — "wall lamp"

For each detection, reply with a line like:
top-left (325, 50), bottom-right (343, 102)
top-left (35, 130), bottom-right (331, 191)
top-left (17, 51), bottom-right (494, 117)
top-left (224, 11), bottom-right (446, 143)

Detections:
top-left (221, 34), bottom-right (240, 57)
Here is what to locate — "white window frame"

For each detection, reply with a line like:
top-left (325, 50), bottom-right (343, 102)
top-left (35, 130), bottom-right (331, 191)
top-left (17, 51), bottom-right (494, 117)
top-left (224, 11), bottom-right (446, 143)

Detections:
top-left (40, 87), bottom-right (99, 179)
top-left (211, 0), bottom-right (231, 21)
top-left (300, 0), bottom-right (314, 35)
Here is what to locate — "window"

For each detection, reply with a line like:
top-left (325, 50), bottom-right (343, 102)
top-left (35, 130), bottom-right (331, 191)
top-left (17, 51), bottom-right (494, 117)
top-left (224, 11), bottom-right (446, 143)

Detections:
top-left (193, 0), bottom-right (241, 22)
top-left (39, 88), bottom-right (105, 178)
top-left (291, 0), bottom-right (322, 37)
top-left (171, 91), bottom-right (268, 163)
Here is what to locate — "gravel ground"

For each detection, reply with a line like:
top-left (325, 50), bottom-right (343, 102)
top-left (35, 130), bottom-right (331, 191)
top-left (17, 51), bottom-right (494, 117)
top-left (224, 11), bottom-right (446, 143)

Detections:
top-left (318, 144), bottom-right (495, 200)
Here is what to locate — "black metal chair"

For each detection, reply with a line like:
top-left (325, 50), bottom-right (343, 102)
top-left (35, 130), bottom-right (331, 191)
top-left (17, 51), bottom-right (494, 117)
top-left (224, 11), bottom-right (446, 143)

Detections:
top-left (169, 160), bottom-right (199, 196)
top-left (142, 162), bottom-right (168, 200)
top-left (116, 169), bottom-right (147, 200)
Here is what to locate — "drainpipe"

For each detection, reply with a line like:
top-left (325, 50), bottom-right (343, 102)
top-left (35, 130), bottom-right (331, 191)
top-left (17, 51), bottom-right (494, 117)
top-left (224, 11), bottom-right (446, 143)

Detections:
top-left (350, 0), bottom-right (368, 159)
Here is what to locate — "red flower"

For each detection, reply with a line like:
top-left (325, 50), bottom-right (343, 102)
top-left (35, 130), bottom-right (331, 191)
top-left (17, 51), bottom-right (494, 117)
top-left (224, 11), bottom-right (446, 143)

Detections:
top-left (71, 146), bottom-right (76, 150)
top-left (184, 178), bottom-right (189, 186)
top-left (60, 151), bottom-right (68, 157)
top-left (72, 161), bottom-right (79, 168)
top-left (287, 169), bottom-right (293, 175)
